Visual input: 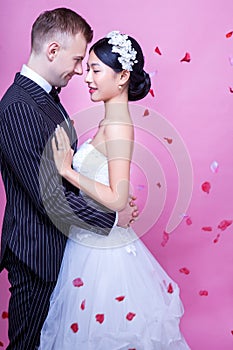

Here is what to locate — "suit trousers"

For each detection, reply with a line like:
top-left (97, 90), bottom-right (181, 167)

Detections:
top-left (3, 248), bottom-right (56, 350)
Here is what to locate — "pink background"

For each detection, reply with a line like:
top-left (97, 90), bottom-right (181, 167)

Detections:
top-left (0, 0), bottom-right (233, 349)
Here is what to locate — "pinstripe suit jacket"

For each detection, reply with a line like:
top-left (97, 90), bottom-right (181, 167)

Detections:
top-left (0, 73), bottom-right (116, 281)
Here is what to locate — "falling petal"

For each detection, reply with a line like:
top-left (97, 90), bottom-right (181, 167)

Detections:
top-left (96, 314), bottom-right (105, 324)
top-left (80, 299), bottom-right (86, 310)
top-left (199, 290), bottom-right (208, 296)
top-left (180, 52), bottom-right (191, 62)
top-left (126, 312), bottom-right (136, 321)
top-left (202, 226), bottom-right (212, 232)
top-left (213, 233), bottom-right (221, 243)
top-left (156, 182), bottom-right (161, 188)
top-left (1, 312), bottom-right (8, 319)
top-left (186, 217), bottom-right (192, 225)
top-left (143, 108), bottom-right (150, 117)
top-left (154, 46), bottom-right (162, 55)
top-left (231, 330), bottom-right (233, 335)
top-left (149, 89), bottom-right (155, 97)
top-left (229, 87), bottom-right (233, 93)
top-left (164, 137), bottom-right (173, 144)
top-left (149, 70), bottom-right (158, 78)
top-left (115, 296), bottom-right (125, 302)
top-left (0, 341), bottom-right (3, 347)
top-left (179, 267), bottom-right (190, 275)
top-left (201, 181), bottom-right (211, 194)
top-left (167, 283), bottom-right (174, 293)
top-left (136, 184), bottom-right (145, 191)
top-left (218, 219), bottom-right (232, 231)
top-left (226, 31), bottom-right (233, 38)
top-left (72, 277), bottom-right (84, 287)
top-left (210, 161), bottom-right (219, 173)
top-left (70, 323), bottom-right (79, 333)
top-left (229, 57), bottom-right (233, 66)
top-left (161, 231), bottom-right (169, 247)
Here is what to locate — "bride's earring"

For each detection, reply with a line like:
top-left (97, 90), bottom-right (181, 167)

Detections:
top-left (118, 85), bottom-right (122, 90)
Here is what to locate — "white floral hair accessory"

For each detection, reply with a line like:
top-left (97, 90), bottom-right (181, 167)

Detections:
top-left (106, 30), bottom-right (138, 71)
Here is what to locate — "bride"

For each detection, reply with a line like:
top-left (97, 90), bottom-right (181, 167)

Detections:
top-left (39, 31), bottom-right (190, 349)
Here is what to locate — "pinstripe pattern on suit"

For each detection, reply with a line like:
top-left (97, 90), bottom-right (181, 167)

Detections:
top-left (0, 73), bottom-right (116, 349)
top-left (0, 73), bottom-right (116, 280)
top-left (4, 248), bottom-right (56, 350)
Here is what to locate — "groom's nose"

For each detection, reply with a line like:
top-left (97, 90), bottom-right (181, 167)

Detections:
top-left (74, 62), bottom-right (83, 75)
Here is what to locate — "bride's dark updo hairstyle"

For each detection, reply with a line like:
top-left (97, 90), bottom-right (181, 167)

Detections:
top-left (89, 33), bottom-right (151, 101)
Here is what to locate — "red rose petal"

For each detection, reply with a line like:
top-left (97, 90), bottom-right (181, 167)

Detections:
top-left (180, 52), bottom-right (191, 62)
top-left (201, 181), bottom-right (211, 194)
top-left (115, 296), bottom-right (125, 302)
top-left (80, 299), bottom-right (86, 310)
top-left (149, 89), bottom-right (155, 97)
top-left (229, 87), bottom-right (233, 93)
top-left (70, 322), bottom-right (79, 333)
top-left (72, 277), bottom-right (84, 287)
top-left (226, 31), bottom-right (233, 38)
top-left (167, 283), bottom-right (174, 293)
top-left (202, 226), bottom-right (212, 232)
top-left (186, 217), bottom-right (192, 225)
top-left (164, 137), bottom-right (173, 144)
top-left (199, 290), bottom-right (208, 296)
top-left (213, 233), bottom-right (221, 243)
top-left (217, 219), bottom-right (232, 231)
top-left (179, 267), bottom-right (190, 275)
top-left (154, 46), bottom-right (162, 55)
top-left (126, 312), bottom-right (136, 321)
top-left (161, 231), bottom-right (169, 247)
top-left (0, 341), bottom-right (3, 347)
top-left (1, 311), bottom-right (8, 319)
top-left (96, 314), bottom-right (104, 324)
top-left (143, 108), bottom-right (150, 117)
top-left (231, 330), bottom-right (233, 335)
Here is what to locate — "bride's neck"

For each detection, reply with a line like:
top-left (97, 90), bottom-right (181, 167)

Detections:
top-left (104, 100), bottom-right (130, 121)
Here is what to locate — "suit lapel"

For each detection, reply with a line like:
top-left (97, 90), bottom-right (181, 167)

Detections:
top-left (15, 73), bottom-right (67, 127)
top-left (14, 73), bottom-right (77, 145)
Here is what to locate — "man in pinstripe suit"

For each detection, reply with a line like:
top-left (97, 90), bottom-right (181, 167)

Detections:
top-left (0, 8), bottom-right (138, 349)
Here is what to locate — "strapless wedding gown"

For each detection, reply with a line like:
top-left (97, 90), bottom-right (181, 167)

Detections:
top-left (39, 139), bottom-right (190, 349)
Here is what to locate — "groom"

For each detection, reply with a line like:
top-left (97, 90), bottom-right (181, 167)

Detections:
top-left (0, 8), bottom-right (137, 350)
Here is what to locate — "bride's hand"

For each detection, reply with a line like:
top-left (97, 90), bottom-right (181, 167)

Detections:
top-left (51, 126), bottom-right (74, 176)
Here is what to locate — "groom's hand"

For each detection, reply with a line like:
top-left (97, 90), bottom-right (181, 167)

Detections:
top-left (117, 195), bottom-right (139, 228)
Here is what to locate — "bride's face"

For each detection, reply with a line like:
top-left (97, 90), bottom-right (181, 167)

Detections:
top-left (85, 50), bottom-right (122, 103)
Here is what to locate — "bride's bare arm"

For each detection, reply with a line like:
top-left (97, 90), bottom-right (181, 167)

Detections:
top-left (52, 124), bottom-right (133, 212)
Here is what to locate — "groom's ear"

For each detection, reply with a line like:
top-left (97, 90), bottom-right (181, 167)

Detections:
top-left (47, 42), bottom-right (60, 61)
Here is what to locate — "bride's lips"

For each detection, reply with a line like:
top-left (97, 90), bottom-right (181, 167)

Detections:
top-left (89, 87), bottom-right (97, 94)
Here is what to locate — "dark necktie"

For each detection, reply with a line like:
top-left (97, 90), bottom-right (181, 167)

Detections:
top-left (49, 86), bottom-right (61, 103)
top-left (49, 86), bottom-right (70, 127)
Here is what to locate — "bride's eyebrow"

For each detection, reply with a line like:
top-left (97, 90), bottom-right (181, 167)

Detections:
top-left (86, 62), bottom-right (101, 68)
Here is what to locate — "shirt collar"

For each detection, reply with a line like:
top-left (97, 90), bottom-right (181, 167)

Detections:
top-left (20, 64), bottom-right (52, 93)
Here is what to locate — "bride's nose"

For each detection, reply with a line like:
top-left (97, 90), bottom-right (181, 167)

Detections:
top-left (85, 70), bottom-right (92, 83)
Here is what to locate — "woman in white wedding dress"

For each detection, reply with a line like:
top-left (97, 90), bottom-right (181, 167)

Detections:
top-left (39, 31), bottom-right (190, 349)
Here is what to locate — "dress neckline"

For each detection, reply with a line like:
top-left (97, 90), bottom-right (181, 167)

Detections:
top-left (84, 138), bottom-right (106, 158)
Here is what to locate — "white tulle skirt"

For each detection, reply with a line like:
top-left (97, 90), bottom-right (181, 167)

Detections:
top-left (39, 226), bottom-right (190, 349)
